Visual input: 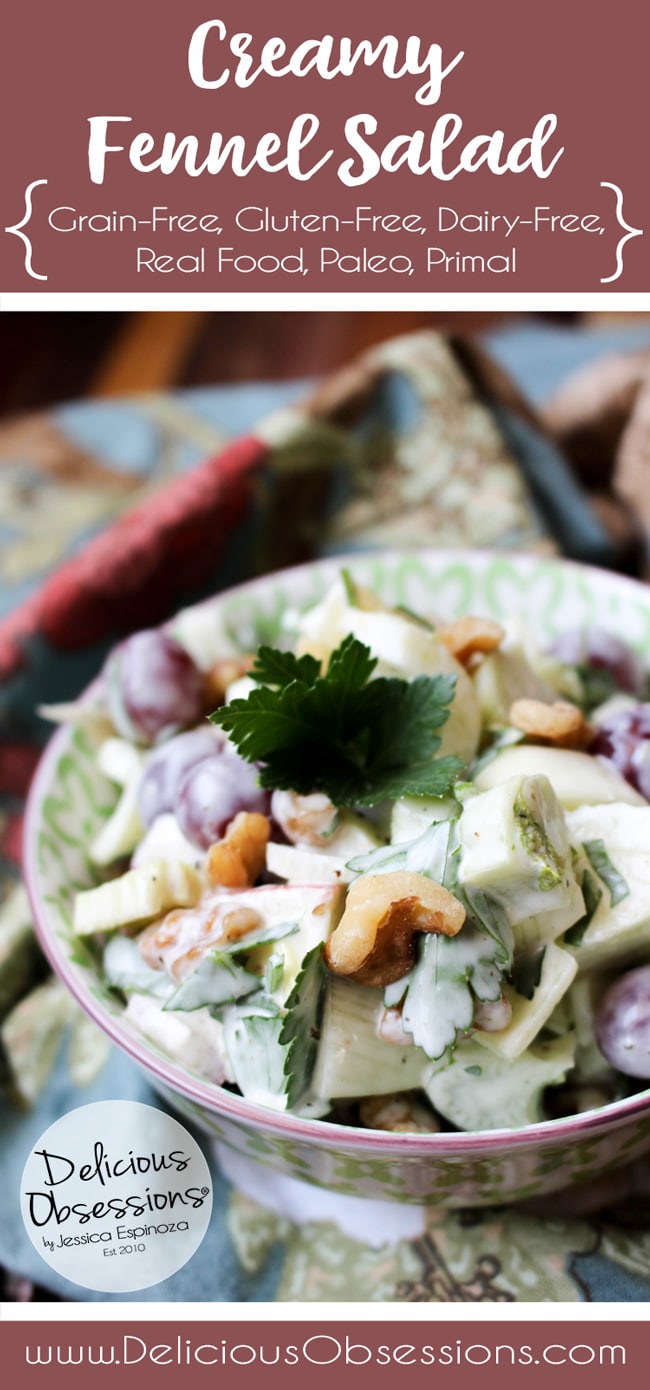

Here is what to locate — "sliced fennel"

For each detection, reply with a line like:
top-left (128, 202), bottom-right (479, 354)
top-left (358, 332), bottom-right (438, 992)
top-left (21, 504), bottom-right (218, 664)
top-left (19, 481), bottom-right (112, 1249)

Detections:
top-left (311, 976), bottom-right (425, 1100)
top-left (423, 1033), bottom-right (576, 1131)
top-left (91, 738), bottom-right (146, 866)
top-left (459, 774), bottom-right (582, 931)
top-left (475, 942), bottom-right (577, 1061)
top-left (474, 744), bottom-right (645, 808)
top-left (74, 861), bottom-right (202, 935)
top-left (390, 793), bottom-right (460, 844)
top-left (565, 804), bottom-right (650, 970)
top-left (124, 993), bottom-right (231, 1085)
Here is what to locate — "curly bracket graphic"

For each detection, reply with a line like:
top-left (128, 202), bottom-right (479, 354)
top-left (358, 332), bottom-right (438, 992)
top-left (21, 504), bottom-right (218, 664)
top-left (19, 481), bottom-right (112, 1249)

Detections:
top-left (5, 179), bottom-right (49, 281)
top-left (600, 182), bottom-right (643, 284)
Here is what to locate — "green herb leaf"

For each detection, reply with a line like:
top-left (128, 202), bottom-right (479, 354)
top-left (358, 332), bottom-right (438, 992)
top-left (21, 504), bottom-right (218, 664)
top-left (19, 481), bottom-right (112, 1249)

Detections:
top-left (395, 604), bottom-right (434, 631)
top-left (163, 920), bottom-right (298, 1013)
top-left (563, 868), bottom-right (603, 947)
top-left (221, 947), bottom-right (327, 1110)
top-left (510, 946), bottom-right (547, 1000)
top-left (279, 945), bottom-right (328, 1107)
top-left (165, 952), bottom-right (260, 1012)
top-left (403, 926), bottom-right (504, 1061)
top-left (340, 568), bottom-right (359, 605)
top-left (222, 1002), bottom-right (287, 1110)
top-left (264, 951), bottom-right (286, 996)
top-left (212, 636), bottom-right (463, 806)
top-left (575, 663), bottom-right (621, 713)
top-left (349, 817), bottom-right (457, 880)
top-left (226, 918), bottom-right (299, 952)
top-left (251, 646), bottom-right (322, 688)
top-left (582, 839), bottom-right (629, 906)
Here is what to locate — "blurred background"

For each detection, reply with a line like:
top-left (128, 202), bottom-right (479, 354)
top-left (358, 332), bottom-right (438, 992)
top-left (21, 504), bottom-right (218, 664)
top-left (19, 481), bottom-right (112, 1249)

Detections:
top-left (3, 309), bottom-right (650, 604)
top-left (0, 309), bottom-right (641, 414)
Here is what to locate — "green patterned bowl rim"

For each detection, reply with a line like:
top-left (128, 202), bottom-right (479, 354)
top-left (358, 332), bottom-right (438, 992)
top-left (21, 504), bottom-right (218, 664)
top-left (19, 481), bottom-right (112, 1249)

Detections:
top-left (23, 548), bottom-right (650, 1157)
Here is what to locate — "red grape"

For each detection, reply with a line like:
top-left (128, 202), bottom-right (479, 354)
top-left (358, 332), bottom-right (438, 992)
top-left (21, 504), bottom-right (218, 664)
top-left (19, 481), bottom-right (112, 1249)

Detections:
top-left (591, 705), bottom-right (650, 799)
top-left (595, 966), bottom-right (650, 1078)
top-left (137, 728), bottom-right (223, 826)
top-left (177, 752), bottom-right (268, 849)
top-left (105, 630), bottom-right (204, 744)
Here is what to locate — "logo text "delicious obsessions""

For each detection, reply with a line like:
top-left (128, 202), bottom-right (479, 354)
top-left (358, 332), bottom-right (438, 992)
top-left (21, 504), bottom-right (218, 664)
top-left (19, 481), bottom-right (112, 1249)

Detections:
top-left (87, 21), bottom-right (564, 186)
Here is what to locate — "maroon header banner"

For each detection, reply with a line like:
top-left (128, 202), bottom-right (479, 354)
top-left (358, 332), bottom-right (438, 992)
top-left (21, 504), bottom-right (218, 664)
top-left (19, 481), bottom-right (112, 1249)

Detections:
top-left (1, 1321), bottom-right (646, 1388)
top-left (1, 0), bottom-right (647, 292)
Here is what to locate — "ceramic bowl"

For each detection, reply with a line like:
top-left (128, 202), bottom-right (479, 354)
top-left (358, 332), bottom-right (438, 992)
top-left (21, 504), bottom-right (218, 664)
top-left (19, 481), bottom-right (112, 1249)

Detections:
top-left (24, 550), bottom-right (650, 1207)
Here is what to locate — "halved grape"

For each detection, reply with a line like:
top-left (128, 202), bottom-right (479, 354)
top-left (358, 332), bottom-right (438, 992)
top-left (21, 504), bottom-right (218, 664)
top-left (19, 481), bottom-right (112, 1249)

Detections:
top-left (552, 628), bottom-right (646, 699)
top-left (595, 966), bottom-right (650, 1078)
top-left (105, 630), bottom-right (204, 744)
top-left (591, 705), bottom-right (650, 800)
top-left (177, 752), bottom-right (267, 849)
top-left (137, 728), bottom-right (223, 826)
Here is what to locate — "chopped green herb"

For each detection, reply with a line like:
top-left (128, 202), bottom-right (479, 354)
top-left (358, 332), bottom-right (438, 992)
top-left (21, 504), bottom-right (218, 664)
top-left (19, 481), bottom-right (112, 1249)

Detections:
top-left (348, 818), bottom-right (457, 880)
top-left (402, 926), bottom-right (504, 1061)
top-left (225, 918), bottom-right (299, 952)
top-left (264, 951), bottom-right (286, 996)
top-left (279, 945), bottom-right (328, 1106)
top-left (340, 568), bottom-right (359, 605)
top-left (464, 1065), bottom-right (482, 1076)
top-left (510, 946), bottom-right (547, 1000)
top-left (223, 1002), bottom-right (286, 1108)
top-left (212, 634), bottom-right (463, 805)
top-left (165, 951), bottom-right (260, 1012)
top-left (582, 839), bottom-right (629, 906)
top-left (163, 920), bottom-right (298, 1013)
top-left (564, 869), bottom-right (603, 947)
top-left (222, 945), bottom-right (327, 1109)
top-left (575, 663), bottom-right (621, 713)
top-left (395, 604), bottom-right (434, 631)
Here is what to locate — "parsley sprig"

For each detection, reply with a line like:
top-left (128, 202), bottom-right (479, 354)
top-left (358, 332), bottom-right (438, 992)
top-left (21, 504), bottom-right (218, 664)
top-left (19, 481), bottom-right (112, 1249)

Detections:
top-left (210, 634), bottom-right (463, 805)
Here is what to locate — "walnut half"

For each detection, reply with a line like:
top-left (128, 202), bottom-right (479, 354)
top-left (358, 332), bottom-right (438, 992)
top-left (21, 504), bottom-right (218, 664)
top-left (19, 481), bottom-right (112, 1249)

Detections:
top-left (509, 697), bottom-right (592, 750)
top-left (207, 812), bottom-right (270, 888)
top-left (359, 1093), bottom-right (440, 1133)
top-left (436, 615), bottom-right (505, 666)
top-left (324, 870), bottom-right (465, 987)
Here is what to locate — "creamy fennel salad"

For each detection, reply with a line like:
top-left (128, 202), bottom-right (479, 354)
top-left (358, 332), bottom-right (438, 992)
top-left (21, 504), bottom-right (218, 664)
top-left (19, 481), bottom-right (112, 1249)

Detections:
top-left (60, 574), bottom-right (650, 1134)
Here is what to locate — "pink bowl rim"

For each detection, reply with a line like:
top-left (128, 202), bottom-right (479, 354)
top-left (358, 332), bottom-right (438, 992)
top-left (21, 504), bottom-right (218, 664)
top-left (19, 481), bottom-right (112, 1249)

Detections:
top-left (22, 547), bottom-right (650, 1158)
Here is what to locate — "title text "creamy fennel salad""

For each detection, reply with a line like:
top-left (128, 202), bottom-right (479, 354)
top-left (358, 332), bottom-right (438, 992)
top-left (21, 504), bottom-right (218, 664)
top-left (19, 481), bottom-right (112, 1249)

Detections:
top-left (63, 575), bottom-right (650, 1135)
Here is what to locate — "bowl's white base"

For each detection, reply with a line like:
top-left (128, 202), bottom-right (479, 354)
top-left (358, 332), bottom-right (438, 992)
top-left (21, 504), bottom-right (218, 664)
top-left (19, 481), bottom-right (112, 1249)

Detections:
top-left (214, 1143), bottom-right (428, 1247)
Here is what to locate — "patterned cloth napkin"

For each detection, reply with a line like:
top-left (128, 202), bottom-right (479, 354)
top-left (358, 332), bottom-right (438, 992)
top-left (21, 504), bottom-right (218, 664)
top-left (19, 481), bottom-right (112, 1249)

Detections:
top-left (3, 322), bottom-right (650, 1304)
